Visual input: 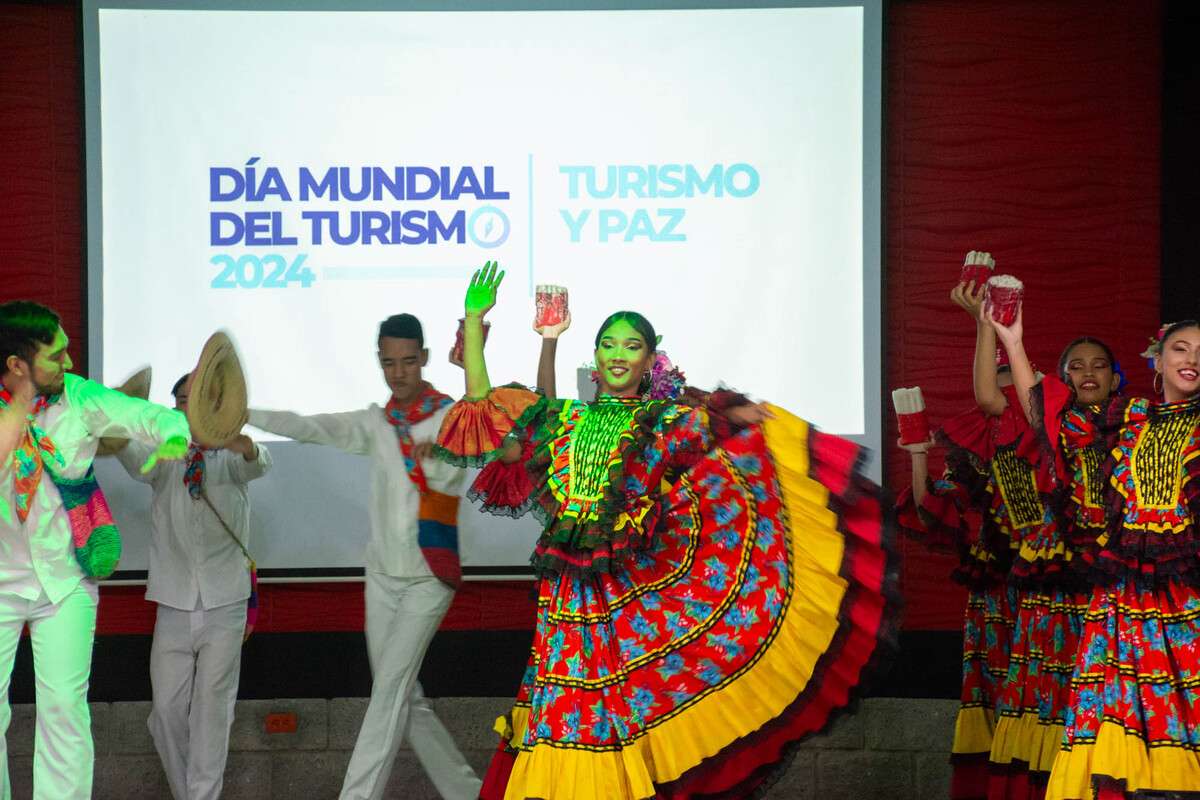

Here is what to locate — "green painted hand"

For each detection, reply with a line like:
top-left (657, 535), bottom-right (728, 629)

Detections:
top-left (465, 261), bottom-right (505, 319)
top-left (141, 434), bottom-right (188, 474)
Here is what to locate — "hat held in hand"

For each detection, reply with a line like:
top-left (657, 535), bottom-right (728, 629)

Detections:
top-left (187, 331), bottom-right (248, 448)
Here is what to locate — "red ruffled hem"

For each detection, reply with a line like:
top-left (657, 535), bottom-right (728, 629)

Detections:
top-left (434, 384), bottom-right (544, 467)
top-left (1091, 774), bottom-right (1200, 800)
top-left (481, 742), bottom-right (517, 800)
top-left (987, 762), bottom-right (1048, 800)
top-left (938, 392), bottom-right (1027, 464)
top-left (483, 419), bottom-right (900, 800)
top-left (469, 438), bottom-right (538, 517)
top-left (1006, 554), bottom-right (1084, 590)
top-left (952, 752), bottom-right (990, 800)
top-left (650, 426), bottom-right (900, 800)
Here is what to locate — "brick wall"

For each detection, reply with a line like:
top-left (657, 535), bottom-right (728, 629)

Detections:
top-left (5, 697), bottom-right (959, 799)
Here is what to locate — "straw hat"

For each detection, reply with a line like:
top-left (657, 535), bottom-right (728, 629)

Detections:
top-left (187, 331), bottom-right (248, 448)
top-left (96, 366), bottom-right (152, 457)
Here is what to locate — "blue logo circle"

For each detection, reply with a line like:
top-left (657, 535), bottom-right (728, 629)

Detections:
top-left (468, 205), bottom-right (510, 249)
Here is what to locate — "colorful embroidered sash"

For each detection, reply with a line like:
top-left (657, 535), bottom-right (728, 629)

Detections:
top-left (53, 468), bottom-right (122, 578)
top-left (0, 387), bottom-right (121, 577)
top-left (385, 383), bottom-right (462, 588)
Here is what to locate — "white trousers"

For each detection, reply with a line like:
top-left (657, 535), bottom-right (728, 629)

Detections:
top-left (0, 582), bottom-right (98, 800)
top-left (147, 601), bottom-right (245, 800)
top-left (339, 572), bottom-right (481, 800)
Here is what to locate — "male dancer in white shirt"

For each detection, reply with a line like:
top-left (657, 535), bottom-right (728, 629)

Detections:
top-left (249, 313), bottom-right (480, 800)
top-left (0, 301), bottom-right (188, 799)
top-left (115, 372), bottom-right (272, 800)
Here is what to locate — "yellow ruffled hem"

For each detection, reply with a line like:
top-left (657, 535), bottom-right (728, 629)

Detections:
top-left (495, 705), bottom-right (530, 743)
top-left (990, 711), bottom-right (1063, 773)
top-left (1017, 539), bottom-right (1070, 564)
top-left (1047, 720), bottom-right (1200, 799)
top-left (507, 740), bottom-right (657, 800)
top-left (952, 705), bottom-right (996, 755)
top-left (498, 408), bottom-right (874, 800)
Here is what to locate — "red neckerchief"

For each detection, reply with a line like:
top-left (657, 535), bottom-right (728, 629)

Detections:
top-left (183, 443), bottom-right (206, 499)
top-left (0, 388), bottom-right (60, 522)
top-left (384, 383), bottom-right (453, 493)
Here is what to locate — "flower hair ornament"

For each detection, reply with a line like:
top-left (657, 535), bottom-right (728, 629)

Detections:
top-left (1111, 360), bottom-right (1129, 394)
top-left (1141, 322), bottom-right (1175, 368)
top-left (644, 352), bottom-right (687, 401)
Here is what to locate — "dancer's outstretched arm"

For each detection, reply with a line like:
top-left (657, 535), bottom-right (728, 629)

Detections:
top-left (900, 437), bottom-right (934, 507)
top-left (988, 304), bottom-right (1035, 421)
top-left (534, 312), bottom-right (570, 399)
top-left (951, 275), bottom-right (1006, 416)
top-left (464, 261), bottom-right (504, 399)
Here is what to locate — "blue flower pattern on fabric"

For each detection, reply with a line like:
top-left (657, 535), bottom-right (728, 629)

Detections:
top-left (702, 557), bottom-right (731, 592)
top-left (697, 659), bottom-right (725, 686)
top-left (724, 604), bottom-right (760, 632)
top-left (706, 632), bottom-right (745, 662)
top-left (619, 636), bottom-right (646, 660)
top-left (656, 653), bottom-right (685, 680)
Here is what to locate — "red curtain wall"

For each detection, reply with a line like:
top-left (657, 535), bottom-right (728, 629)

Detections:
top-left (0, 2), bottom-right (1163, 633)
top-left (885, 1), bottom-right (1161, 627)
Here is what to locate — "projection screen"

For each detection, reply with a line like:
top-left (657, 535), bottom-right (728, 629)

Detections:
top-left (82, 0), bottom-right (883, 578)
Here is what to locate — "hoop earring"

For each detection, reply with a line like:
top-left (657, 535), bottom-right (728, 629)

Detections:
top-left (1154, 371), bottom-right (1163, 396)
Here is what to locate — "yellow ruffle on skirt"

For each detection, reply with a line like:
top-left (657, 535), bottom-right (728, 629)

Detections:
top-left (494, 408), bottom-right (895, 800)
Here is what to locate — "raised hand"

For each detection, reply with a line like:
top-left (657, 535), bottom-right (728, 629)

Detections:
top-left (224, 433), bottom-right (258, 460)
top-left (465, 261), bottom-right (505, 319)
top-left (534, 311), bottom-right (572, 340)
top-left (141, 434), bottom-right (188, 474)
top-left (411, 440), bottom-right (434, 462)
top-left (985, 301), bottom-right (1024, 348)
top-left (950, 251), bottom-right (993, 318)
top-left (950, 280), bottom-right (987, 318)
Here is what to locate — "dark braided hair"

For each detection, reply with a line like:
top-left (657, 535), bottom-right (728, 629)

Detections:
top-left (593, 311), bottom-right (656, 351)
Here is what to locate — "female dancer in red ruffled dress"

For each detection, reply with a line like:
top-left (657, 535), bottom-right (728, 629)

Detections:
top-left (897, 269), bottom-right (1020, 799)
top-left (435, 263), bottom-right (898, 800)
top-left (985, 325), bottom-right (1124, 800)
top-left (995, 313), bottom-right (1200, 799)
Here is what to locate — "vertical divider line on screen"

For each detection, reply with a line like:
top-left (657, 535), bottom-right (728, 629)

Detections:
top-left (528, 152), bottom-right (534, 296)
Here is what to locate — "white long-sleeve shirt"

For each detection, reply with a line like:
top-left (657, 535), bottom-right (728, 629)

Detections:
top-left (115, 441), bottom-right (272, 611)
top-left (0, 373), bottom-right (190, 603)
top-left (248, 402), bottom-right (464, 578)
